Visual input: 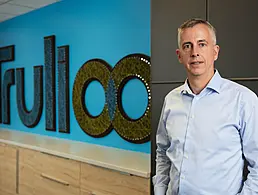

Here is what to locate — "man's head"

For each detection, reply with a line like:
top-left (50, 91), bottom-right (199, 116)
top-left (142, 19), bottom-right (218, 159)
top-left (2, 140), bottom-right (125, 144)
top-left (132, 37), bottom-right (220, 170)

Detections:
top-left (176, 18), bottom-right (220, 79)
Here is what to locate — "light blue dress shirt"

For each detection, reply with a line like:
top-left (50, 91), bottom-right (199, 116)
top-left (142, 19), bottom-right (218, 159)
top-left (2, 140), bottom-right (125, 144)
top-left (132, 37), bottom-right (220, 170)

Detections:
top-left (153, 71), bottom-right (258, 195)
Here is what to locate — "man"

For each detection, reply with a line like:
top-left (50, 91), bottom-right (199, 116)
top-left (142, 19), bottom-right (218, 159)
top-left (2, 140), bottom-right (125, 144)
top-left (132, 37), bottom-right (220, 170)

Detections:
top-left (153, 18), bottom-right (258, 195)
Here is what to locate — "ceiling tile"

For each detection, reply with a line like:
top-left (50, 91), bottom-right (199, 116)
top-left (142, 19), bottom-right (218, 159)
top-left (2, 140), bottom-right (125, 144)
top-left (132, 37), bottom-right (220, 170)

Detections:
top-left (0, 13), bottom-right (15, 22)
top-left (0, 3), bottom-right (33, 15)
top-left (0, 0), bottom-right (60, 22)
top-left (0, 0), bottom-right (10, 4)
top-left (9, 0), bottom-right (59, 9)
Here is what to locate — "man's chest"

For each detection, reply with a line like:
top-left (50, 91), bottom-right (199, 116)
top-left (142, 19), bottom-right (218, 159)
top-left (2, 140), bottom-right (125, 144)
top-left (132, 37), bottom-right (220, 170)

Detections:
top-left (164, 94), bottom-right (242, 151)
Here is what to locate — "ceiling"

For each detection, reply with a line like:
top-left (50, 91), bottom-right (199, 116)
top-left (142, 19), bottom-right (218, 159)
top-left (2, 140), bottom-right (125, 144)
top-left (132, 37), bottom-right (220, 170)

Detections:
top-left (0, 0), bottom-right (60, 22)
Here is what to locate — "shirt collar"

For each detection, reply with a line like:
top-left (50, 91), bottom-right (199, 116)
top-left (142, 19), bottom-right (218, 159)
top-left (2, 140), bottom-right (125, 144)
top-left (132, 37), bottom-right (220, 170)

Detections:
top-left (181, 80), bottom-right (192, 95)
top-left (181, 69), bottom-right (222, 95)
top-left (206, 70), bottom-right (222, 94)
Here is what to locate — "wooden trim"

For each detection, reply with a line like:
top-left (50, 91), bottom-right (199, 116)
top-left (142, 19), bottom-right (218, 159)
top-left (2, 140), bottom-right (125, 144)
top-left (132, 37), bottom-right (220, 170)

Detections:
top-left (16, 149), bottom-right (19, 194)
top-left (40, 173), bottom-right (70, 186)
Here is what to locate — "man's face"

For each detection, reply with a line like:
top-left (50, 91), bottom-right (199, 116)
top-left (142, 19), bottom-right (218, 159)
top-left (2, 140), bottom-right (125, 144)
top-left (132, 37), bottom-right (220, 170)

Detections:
top-left (176, 24), bottom-right (219, 78)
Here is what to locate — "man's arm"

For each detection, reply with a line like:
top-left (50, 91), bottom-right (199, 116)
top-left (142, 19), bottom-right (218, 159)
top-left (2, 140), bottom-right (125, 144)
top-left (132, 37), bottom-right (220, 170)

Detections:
top-left (238, 93), bottom-right (258, 194)
top-left (152, 100), bottom-right (171, 195)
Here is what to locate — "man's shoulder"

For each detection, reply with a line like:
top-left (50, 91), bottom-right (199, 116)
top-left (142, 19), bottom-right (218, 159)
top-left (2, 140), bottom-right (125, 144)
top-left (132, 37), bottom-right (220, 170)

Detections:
top-left (164, 84), bottom-right (184, 100)
top-left (221, 77), bottom-right (257, 100)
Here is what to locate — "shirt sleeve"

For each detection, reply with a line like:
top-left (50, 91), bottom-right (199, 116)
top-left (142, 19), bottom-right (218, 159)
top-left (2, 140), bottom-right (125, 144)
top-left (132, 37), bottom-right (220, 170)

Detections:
top-left (152, 99), bottom-right (171, 195)
top-left (239, 93), bottom-right (258, 194)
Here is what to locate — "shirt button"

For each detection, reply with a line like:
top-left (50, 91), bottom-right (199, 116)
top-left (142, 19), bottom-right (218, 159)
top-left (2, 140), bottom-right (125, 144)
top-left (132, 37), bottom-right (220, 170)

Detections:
top-left (184, 154), bottom-right (188, 159)
top-left (191, 115), bottom-right (194, 119)
top-left (181, 175), bottom-right (185, 179)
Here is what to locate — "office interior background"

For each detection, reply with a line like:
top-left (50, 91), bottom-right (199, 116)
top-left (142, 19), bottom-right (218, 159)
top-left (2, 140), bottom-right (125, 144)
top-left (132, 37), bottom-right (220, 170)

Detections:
top-left (0, 0), bottom-right (258, 194)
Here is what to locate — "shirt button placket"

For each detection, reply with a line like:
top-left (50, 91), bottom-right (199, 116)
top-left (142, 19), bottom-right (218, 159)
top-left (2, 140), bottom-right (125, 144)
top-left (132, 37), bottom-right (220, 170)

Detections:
top-left (180, 96), bottom-right (195, 193)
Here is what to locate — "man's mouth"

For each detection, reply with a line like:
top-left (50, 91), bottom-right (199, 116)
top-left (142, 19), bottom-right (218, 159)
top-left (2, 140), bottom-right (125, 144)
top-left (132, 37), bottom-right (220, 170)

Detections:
top-left (190, 61), bottom-right (203, 65)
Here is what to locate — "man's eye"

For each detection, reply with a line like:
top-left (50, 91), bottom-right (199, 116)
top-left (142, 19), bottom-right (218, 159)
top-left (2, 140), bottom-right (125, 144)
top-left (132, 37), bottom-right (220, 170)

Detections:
top-left (199, 43), bottom-right (206, 47)
top-left (184, 44), bottom-right (191, 49)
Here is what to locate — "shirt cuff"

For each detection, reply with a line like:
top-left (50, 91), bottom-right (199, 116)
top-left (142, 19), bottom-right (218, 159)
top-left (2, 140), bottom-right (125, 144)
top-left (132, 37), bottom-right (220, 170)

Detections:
top-left (154, 186), bottom-right (167, 195)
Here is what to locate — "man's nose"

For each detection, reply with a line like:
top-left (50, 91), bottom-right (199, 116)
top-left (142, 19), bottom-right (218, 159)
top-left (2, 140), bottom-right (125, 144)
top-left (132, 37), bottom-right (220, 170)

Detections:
top-left (191, 46), bottom-right (199, 57)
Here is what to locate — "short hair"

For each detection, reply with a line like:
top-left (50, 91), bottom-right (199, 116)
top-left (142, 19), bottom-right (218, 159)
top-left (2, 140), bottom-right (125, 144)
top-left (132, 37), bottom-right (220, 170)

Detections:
top-left (177, 18), bottom-right (217, 48)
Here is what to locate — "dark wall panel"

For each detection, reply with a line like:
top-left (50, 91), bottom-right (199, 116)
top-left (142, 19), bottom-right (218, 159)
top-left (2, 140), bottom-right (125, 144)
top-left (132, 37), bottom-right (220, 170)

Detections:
top-left (151, 0), bottom-right (206, 82)
top-left (151, 1), bottom-right (258, 195)
top-left (209, 0), bottom-right (258, 78)
top-left (234, 80), bottom-right (258, 96)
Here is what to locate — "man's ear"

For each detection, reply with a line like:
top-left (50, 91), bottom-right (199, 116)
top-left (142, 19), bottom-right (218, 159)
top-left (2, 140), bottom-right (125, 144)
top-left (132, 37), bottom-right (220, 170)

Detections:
top-left (176, 49), bottom-right (182, 63)
top-left (213, 45), bottom-right (220, 61)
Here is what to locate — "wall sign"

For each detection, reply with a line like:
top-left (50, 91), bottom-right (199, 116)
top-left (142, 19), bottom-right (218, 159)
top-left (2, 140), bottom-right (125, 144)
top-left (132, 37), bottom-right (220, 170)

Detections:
top-left (0, 35), bottom-right (151, 143)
